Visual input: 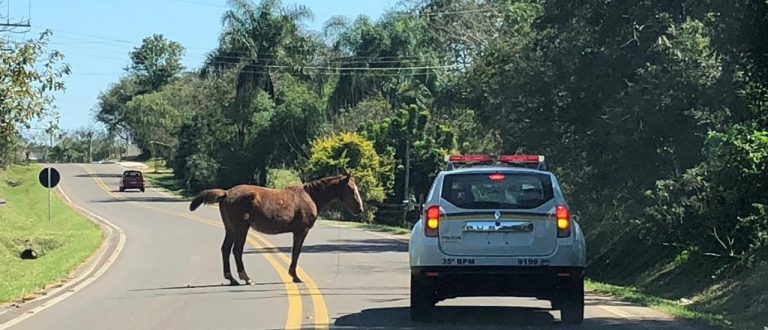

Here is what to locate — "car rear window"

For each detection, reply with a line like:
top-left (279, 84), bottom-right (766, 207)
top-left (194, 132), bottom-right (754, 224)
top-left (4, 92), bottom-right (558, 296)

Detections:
top-left (441, 172), bottom-right (554, 209)
top-left (124, 171), bottom-right (142, 177)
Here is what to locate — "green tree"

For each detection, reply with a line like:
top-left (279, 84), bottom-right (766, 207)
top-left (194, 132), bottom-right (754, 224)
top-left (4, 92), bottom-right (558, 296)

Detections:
top-left (95, 76), bottom-right (139, 139)
top-left (363, 105), bottom-right (454, 203)
top-left (200, 0), bottom-right (316, 185)
top-left (0, 30), bottom-right (70, 143)
top-left (95, 34), bottom-right (185, 154)
top-left (325, 12), bottom-right (444, 112)
top-left (128, 34), bottom-right (185, 93)
top-left (169, 71), bottom-right (236, 189)
top-left (321, 94), bottom-right (395, 136)
top-left (124, 74), bottom-right (201, 154)
top-left (0, 134), bottom-right (23, 168)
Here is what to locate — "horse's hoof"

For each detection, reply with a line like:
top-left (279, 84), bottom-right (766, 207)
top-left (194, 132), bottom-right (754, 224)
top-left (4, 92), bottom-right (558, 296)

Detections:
top-left (228, 280), bottom-right (240, 286)
top-left (244, 279), bottom-right (254, 285)
top-left (292, 277), bottom-right (303, 283)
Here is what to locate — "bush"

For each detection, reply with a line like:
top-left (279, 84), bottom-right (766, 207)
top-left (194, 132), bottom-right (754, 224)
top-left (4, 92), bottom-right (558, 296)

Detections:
top-left (184, 153), bottom-right (220, 191)
top-left (306, 132), bottom-right (393, 221)
top-left (643, 125), bottom-right (768, 258)
top-left (267, 169), bottom-right (302, 189)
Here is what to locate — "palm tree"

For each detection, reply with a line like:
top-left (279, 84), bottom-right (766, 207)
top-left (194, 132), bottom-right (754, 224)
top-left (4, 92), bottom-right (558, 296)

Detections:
top-left (324, 12), bottom-right (445, 113)
top-left (201, 0), bottom-right (315, 185)
top-left (203, 0), bottom-right (313, 116)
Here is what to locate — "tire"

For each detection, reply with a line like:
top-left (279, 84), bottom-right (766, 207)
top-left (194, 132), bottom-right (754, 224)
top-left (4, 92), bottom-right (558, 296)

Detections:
top-left (560, 278), bottom-right (584, 324)
top-left (410, 274), bottom-right (435, 322)
top-left (140, 187), bottom-right (145, 192)
top-left (119, 187), bottom-right (124, 192)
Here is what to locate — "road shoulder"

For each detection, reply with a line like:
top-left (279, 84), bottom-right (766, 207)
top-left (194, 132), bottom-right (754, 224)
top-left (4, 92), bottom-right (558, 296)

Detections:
top-left (0, 180), bottom-right (126, 329)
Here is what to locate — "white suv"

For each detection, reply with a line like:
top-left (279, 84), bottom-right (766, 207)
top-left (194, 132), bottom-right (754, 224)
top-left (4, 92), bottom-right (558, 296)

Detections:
top-left (409, 154), bottom-right (586, 324)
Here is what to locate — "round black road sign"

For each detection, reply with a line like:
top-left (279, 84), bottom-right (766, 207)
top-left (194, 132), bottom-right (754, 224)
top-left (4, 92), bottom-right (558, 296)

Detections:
top-left (39, 167), bottom-right (61, 188)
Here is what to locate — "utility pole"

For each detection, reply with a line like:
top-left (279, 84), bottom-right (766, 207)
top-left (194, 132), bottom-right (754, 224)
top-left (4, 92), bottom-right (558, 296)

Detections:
top-left (151, 141), bottom-right (157, 173)
top-left (0, 0), bottom-right (32, 30)
top-left (87, 131), bottom-right (93, 163)
top-left (402, 139), bottom-right (411, 227)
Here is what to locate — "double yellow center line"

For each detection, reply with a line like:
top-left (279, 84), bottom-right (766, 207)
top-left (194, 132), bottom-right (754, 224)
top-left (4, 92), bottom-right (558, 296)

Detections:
top-left (79, 165), bottom-right (329, 330)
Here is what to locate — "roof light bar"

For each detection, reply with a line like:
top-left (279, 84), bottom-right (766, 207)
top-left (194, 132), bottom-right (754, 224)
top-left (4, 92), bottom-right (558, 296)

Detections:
top-left (448, 154), bottom-right (493, 163)
top-left (498, 155), bottom-right (544, 163)
top-left (446, 154), bottom-right (547, 171)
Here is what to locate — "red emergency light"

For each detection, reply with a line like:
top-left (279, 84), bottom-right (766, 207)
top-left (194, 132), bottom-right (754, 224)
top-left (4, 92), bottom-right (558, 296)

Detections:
top-left (446, 154), bottom-right (547, 171)
top-left (498, 155), bottom-right (544, 164)
top-left (448, 154), bottom-right (493, 163)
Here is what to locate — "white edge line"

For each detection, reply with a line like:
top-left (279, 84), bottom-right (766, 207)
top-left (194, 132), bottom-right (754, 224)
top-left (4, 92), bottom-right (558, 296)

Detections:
top-left (0, 185), bottom-right (127, 330)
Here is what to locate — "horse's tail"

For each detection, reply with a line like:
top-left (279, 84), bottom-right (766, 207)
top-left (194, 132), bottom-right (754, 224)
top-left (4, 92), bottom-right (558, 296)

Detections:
top-left (189, 189), bottom-right (227, 211)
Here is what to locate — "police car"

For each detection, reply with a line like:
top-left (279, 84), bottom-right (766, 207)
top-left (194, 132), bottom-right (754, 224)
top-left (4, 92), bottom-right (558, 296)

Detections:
top-left (409, 154), bottom-right (586, 324)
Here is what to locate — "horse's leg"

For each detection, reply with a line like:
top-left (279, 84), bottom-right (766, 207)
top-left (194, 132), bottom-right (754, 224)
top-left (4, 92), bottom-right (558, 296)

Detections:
top-left (288, 229), bottom-right (308, 283)
top-left (221, 230), bottom-right (238, 286)
top-left (232, 222), bottom-right (253, 285)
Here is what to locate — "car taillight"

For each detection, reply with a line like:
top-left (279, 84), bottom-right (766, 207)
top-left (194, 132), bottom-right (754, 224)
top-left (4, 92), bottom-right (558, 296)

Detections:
top-left (488, 173), bottom-right (505, 181)
top-left (556, 205), bottom-right (571, 237)
top-left (425, 206), bottom-right (440, 237)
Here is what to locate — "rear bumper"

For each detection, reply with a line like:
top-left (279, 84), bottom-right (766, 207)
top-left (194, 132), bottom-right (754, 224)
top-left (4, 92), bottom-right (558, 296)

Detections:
top-left (411, 266), bottom-right (583, 300)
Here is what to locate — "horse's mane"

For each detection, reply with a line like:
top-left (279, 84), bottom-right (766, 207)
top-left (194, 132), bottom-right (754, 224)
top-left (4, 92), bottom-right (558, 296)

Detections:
top-left (301, 175), bottom-right (347, 209)
top-left (302, 175), bottom-right (346, 194)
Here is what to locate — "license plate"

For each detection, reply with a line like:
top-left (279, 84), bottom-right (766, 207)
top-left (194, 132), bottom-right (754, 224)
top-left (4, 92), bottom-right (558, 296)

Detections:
top-left (463, 221), bottom-right (533, 233)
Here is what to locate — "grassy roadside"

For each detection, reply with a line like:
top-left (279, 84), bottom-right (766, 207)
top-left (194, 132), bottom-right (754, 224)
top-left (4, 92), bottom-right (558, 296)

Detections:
top-left (585, 280), bottom-right (732, 329)
top-left (139, 160), bottom-right (194, 199)
top-left (144, 171), bottom-right (194, 198)
top-left (0, 165), bottom-right (103, 304)
top-left (319, 219), bottom-right (411, 236)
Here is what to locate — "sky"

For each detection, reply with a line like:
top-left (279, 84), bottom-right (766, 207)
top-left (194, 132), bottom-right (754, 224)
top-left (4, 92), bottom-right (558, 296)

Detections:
top-left (8, 0), bottom-right (396, 134)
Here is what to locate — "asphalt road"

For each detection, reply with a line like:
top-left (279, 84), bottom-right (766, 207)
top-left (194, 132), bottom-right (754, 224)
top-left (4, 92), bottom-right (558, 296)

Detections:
top-left (0, 163), bottom-right (706, 330)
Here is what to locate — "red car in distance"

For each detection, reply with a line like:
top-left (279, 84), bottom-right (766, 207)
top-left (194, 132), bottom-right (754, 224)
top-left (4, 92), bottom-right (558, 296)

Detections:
top-left (119, 170), bottom-right (145, 192)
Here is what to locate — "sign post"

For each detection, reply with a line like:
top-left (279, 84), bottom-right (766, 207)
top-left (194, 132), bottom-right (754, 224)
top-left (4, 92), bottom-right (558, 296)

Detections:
top-left (39, 167), bottom-right (60, 221)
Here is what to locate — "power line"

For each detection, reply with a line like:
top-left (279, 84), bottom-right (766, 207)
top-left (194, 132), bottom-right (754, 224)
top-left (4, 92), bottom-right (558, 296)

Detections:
top-left (31, 26), bottom-right (135, 44)
top-left (71, 65), bottom-right (455, 78)
top-left (417, 7), bottom-right (497, 17)
top-left (42, 31), bottom-right (444, 63)
top-left (47, 40), bottom-right (452, 68)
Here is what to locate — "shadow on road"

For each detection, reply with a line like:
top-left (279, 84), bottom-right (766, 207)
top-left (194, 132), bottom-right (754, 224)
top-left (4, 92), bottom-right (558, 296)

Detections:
top-left (76, 173), bottom-right (122, 178)
top-left (92, 196), bottom-right (186, 203)
top-left (330, 306), bottom-right (691, 330)
top-left (333, 306), bottom-right (553, 329)
top-left (129, 282), bottom-right (286, 292)
top-left (244, 238), bottom-right (408, 254)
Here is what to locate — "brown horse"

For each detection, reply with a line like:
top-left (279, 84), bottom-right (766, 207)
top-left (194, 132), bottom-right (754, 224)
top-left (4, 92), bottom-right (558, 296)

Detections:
top-left (189, 175), bottom-right (363, 284)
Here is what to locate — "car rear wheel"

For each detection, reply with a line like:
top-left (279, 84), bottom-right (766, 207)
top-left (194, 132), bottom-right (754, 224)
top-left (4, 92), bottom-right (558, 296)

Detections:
top-left (410, 274), bottom-right (436, 322)
top-left (119, 187), bottom-right (124, 192)
top-left (560, 278), bottom-right (584, 324)
top-left (140, 187), bottom-right (145, 192)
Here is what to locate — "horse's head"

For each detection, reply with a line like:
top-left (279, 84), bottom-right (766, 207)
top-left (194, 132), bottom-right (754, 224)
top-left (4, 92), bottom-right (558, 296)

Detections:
top-left (337, 175), bottom-right (364, 215)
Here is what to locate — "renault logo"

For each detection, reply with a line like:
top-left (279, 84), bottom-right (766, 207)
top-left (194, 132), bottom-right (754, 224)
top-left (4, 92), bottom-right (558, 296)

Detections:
top-left (494, 210), bottom-right (501, 220)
